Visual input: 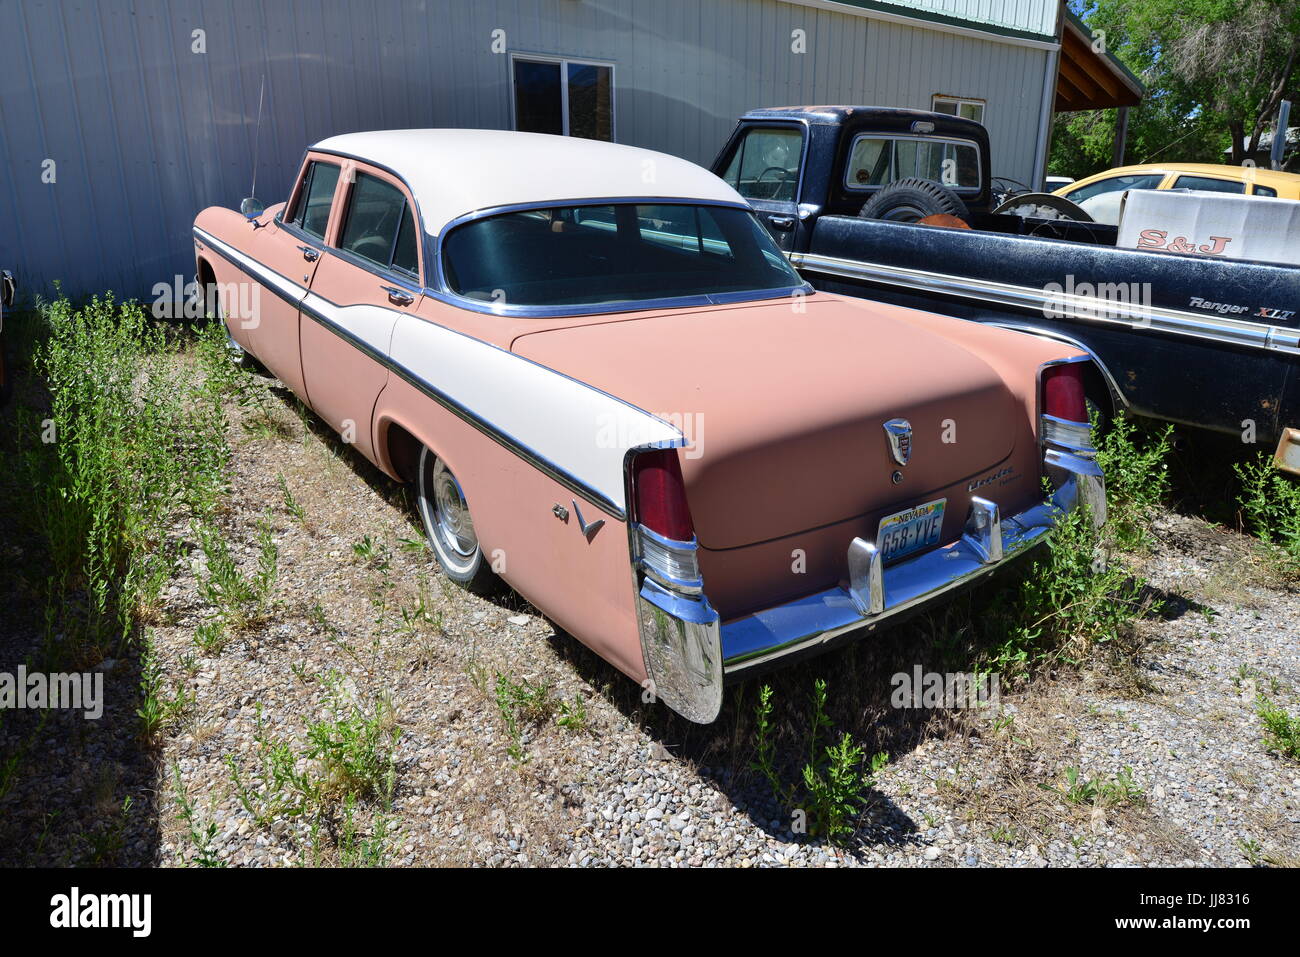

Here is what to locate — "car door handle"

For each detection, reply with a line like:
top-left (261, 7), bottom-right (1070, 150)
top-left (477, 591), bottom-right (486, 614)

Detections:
top-left (296, 244), bottom-right (319, 262)
top-left (768, 216), bottom-right (795, 231)
top-left (381, 285), bottom-right (415, 306)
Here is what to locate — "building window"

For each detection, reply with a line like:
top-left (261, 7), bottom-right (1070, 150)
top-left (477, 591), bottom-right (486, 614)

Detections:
top-left (932, 95), bottom-right (985, 125)
top-left (511, 55), bottom-right (614, 141)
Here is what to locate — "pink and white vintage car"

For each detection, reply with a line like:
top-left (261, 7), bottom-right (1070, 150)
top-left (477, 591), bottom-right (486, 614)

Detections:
top-left (193, 130), bottom-right (1105, 723)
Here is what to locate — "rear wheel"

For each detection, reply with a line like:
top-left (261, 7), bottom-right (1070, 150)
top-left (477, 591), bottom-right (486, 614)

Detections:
top-left (416, 445), bottom-right (498, 594)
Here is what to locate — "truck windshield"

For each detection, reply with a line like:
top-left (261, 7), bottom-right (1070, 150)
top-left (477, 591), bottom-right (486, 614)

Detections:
top-left (441, 203), bottom-right (804, 308)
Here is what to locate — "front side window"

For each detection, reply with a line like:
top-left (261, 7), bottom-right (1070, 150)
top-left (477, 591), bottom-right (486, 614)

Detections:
top-left (1064, 172), bottom-right (1164, 204)
top-left (289, 161), bottom-right (341, 240)
top-left (512, 56), bottom-right (613, 141)
top-left (441, 203), bottom-right (802, 308)
top-left (720, 127), bottom-right (803, 203)
top-left (338, 172), bottom-right (419, 275)
top-left (844, 135), bottom-right (980, 192)
top-left (1172, 174), bottom-right (1246, 194)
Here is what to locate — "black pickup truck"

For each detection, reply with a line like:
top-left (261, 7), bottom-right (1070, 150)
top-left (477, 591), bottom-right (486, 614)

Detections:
top-left (710, 107), bottom-right (1300, 472)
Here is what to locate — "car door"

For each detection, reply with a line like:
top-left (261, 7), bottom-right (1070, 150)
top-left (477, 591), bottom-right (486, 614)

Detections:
top-left (243, 156), bottom-right (341, 399)
top-left (299, 162), bottom-right (423, 464)
top-left (715, 123), bottom-right (805, 252)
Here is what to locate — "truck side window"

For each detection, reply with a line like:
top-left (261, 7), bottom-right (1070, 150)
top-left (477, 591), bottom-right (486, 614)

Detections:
top-left (847, 137), bottom-right (893, 186)
top-left (721, 128), bottom-right (802, 203)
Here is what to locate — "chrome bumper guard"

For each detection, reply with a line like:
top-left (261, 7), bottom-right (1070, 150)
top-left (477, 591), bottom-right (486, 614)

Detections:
top-left (634, 448), bottom-right (1103, 722)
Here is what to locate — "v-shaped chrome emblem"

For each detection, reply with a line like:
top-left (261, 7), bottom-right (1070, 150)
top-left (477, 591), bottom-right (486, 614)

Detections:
top-left (883, 418), bottom-right (912, 466)
top-left (572, 499), bottom-right (605, 541)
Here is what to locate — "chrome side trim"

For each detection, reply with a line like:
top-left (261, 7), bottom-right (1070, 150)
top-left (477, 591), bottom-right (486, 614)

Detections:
top-left (791, 251), bottom-right (1300, 356)
top-left (721, 454), bottom-right (1105, 674)
top-left (981, 322), bottom-right (1128, 410)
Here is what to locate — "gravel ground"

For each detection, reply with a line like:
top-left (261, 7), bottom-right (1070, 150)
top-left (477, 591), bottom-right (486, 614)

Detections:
top-left (3, 367), bottom-right (1298, 868)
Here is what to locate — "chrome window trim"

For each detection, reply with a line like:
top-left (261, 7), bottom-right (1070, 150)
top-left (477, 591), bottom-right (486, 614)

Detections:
top-left (790, 251), bottom-right (1300, 356)
top-left (841, 133), bottom-right (983, 194)
top-left (432, 197), bottom-right (813, 318)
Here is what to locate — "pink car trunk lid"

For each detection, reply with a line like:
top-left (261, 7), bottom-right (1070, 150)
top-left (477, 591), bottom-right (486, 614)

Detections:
top-left (512, 296), bottom-right (1021, 550)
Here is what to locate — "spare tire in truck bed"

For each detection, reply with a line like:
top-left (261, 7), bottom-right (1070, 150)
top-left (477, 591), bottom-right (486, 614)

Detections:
top-left (858, 177), bottom-right (970, 223)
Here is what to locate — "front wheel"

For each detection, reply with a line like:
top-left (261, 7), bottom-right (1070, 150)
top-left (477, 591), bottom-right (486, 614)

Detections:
top-left (416, 445), bottom-right (499, 594)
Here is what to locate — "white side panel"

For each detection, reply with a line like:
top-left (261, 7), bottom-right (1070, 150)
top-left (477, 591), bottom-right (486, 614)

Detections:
top-left (389, 315), bottom-right (683, 511)
top-left (303, 293), bottom-right (400, 356)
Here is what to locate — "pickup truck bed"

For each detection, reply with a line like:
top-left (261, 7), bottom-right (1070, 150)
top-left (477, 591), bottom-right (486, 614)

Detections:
top-left (799, 215), bottom-right (1300, 443)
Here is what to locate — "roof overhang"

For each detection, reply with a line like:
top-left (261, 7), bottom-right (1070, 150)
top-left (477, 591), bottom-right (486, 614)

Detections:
top-left (778, 0), bottom-right (1059, 50)
top-left (1055, 11), bottom-right (1144, 111)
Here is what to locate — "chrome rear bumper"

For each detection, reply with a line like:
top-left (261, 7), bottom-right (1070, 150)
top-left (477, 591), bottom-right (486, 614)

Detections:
top-left (634, 448), bottom-right (1103, 722)
top-left (722, 449), bottom-right (1103, 674)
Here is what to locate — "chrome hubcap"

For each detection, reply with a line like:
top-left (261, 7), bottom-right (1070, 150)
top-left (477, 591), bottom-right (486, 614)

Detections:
top-left (430, 459), bottom-right (477, 560)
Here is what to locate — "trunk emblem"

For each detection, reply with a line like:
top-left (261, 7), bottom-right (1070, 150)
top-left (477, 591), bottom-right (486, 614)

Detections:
top-left (883, 418), bottom-right (912, 466)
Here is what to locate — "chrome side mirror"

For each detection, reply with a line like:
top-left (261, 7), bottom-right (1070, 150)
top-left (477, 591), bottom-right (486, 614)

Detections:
top-left (1, 270), bottom-right (14, 309)
top-left (240, 197), bottom-right (266, 219)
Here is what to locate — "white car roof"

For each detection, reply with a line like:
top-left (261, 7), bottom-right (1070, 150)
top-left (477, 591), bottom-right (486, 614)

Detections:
top-left (311, 129), bottom-right (745, 236)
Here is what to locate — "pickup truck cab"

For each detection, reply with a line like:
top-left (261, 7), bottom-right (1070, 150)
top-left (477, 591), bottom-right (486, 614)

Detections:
top-left (714, 106), bottom-right (992, 253)
top-left (713, 107), bottom-right (1300, 470)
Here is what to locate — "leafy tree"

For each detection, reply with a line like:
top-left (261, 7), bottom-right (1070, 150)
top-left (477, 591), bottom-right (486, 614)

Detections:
top-left (1051, 0), bottom-right (1299, 176)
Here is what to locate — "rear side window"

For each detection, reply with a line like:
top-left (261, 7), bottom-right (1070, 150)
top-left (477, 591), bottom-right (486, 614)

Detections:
top-left (1064, 173), bottom-right (1164, 204)
top-left (720, 127), bottom-right (803, 203)
top-left (288, 161), bottom-right (340, 240)
top-left (844, 135), bottom-right (981, 191)
top-left (1172, 175), bottom-right (1245, 194)
top-left (1254, 185), bottom-right (1278, 197)
top-left (339, 172), bottom-right (420, 276)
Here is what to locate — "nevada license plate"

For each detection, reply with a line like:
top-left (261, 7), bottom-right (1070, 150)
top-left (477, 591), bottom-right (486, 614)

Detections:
top-left (877, 498), bottom-right (946, 563)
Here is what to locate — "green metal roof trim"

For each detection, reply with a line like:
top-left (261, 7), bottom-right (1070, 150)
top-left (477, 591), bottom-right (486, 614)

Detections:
top-left (1064, 6), bottom-right (1146, 95)
top-left (818, 0), bottom-right (1058, 43)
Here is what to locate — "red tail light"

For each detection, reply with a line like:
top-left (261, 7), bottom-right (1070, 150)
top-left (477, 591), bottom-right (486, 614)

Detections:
top-left (631, 448), bottom-right (695, 541)
top-left (1042, 362), bottom-right (1087, 422)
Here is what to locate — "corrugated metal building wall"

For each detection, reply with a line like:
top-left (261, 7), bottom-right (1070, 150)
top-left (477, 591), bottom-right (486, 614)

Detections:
top-left (0, 0), bottom-right (1058, 299)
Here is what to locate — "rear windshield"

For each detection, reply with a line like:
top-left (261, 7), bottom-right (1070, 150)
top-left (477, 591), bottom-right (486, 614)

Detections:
top-left (844, 135), bottom-right (981, 191)
top-left (441, 203), bottom-right (803, 307)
